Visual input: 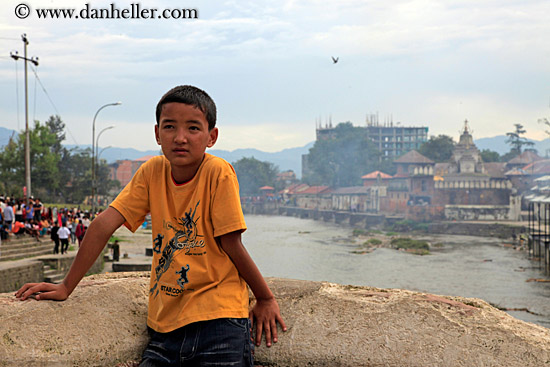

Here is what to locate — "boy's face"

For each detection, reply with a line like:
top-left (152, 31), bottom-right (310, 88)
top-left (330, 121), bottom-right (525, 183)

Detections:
top-left (155, 102), bottom-right (218, 179)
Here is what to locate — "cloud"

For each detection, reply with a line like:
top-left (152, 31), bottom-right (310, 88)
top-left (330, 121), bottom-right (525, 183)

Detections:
top-left (0, 0), bottom-right (549, 153)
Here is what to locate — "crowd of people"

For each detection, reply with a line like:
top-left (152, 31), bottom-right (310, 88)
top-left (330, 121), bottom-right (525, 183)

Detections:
top-left (0, 196), bottom-right (93, 255)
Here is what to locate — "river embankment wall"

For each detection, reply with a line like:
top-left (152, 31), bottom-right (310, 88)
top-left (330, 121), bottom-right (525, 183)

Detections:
top-left (242, 203), bottom-right (528, 239)
top-left (0, 254), bottom-right (103, 293)
top-left (1, 272), bottom-right (549, 367)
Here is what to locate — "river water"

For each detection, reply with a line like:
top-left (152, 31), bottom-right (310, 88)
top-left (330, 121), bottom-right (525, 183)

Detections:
top-left (242, 214), bottom-right (550, 328)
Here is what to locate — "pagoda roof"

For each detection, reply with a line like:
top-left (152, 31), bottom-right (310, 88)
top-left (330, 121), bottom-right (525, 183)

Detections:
top-left (394, 150), bottom-right (434, 164)
top-left (361, 171), bottom-right (393, 179)
top-left (507, 151), bottom-right (542, 165)
top-left (297, 186), bottom-right (331, 194)
top-left (331, 186), bottom-right (371, 194)
top-left (523, 160), bottom-right (550, 175)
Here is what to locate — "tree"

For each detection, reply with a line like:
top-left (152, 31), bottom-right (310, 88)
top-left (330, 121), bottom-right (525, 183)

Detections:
top-left (538, 115), bottom-right (550, 137)
top-left (418, 135), bottom-right (455, 162)
top-left (45, 115), bottom-right (66, 156)
top-left (303, 122), bottom-right (382, 187)
top-left (233, 157), bottom-right (279, 195)
top-left (29, 120), bottom-right (62, 199)
top-left (480, 149), bottom-right (500, 162)
top-left (58, 148), bottom-right (93, 203)
top-left (0, 120), bottom-right (62, 199)
top-left (505, 123), bottom-right (535, 158)
top-left (0, 133), bottom-right (23, 196)
top-left (0, 115), bottom-right (117, 204)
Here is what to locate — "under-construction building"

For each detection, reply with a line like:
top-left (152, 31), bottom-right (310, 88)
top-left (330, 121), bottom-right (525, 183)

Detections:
top-left (315, 114), bottom-right (429, 160)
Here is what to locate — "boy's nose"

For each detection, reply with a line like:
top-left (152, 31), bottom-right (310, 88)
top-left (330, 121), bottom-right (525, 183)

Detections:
top-left (174, 128), bottom-right (188, 143)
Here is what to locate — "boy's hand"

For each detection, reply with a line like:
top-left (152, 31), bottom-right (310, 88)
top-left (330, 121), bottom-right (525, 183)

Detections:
top-left (249, 296), bottom-right (287, 347)
top-left (15, 282), bottom-right (70, 301)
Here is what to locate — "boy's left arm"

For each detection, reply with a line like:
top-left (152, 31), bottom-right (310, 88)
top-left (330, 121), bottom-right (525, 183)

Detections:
top-left (219, 230), bottom-right (287, 347)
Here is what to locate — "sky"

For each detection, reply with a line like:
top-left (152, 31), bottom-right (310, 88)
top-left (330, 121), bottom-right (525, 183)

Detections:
top-left (1, 0), bottom-right (550, 153)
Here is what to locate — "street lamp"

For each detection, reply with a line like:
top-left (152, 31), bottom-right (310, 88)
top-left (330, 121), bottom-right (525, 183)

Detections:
top-left (94, 126), bottom-right (115, 211)
top-left (98, 145), bottom-right (112, 161)
top-left (92, 103), bottom-right (120, 214)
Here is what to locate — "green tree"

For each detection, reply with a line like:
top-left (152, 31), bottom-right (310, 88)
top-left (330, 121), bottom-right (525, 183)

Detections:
top-left (480, 149), bottom-right (500, 162)
top-left (0, 115), bottom-right (118, 204)
top-left (418, 135), bottom-right (455, 162)
top-left (0, 134), bottom-right (23, 196)
top-left (233, 157), bottom-right (279, 195)
top-left (45, 115), bottom-right (66, 155)
top-left (58, 148), bottom-right (93, 203)
top-left (505, 123), bottom-right (535, 158)
top-left (303, 122), bottom-right (382, 187)
top-left (0, 120), bottom-right (62, 200)
top-left (30, 120), bottom-right (62, 199)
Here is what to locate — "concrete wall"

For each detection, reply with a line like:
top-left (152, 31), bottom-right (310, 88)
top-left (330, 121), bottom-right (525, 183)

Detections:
top-left (1, 273), bottom-right (549, 367)
top-left (0, 260), bottom-right (43, 293)
top-left (272, 207), bottom-right (526, 238)
top-left (0, 254), bottom-right (104, 293)
top-left (428, 221), bottom-right (527, 239)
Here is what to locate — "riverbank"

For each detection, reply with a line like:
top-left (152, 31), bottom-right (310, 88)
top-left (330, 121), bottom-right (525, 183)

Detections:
top-left (242, 204), bottom-right (529, 239)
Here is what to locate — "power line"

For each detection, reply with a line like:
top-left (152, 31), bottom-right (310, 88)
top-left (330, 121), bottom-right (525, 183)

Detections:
top-left (30, 65), bottom-right (58, 115)
top-left (33, 65), bottom-right (37, 122)
top-left (14, 60), bottom-right (20, 131)
top-left (29, 65), bottom-right (80, 146)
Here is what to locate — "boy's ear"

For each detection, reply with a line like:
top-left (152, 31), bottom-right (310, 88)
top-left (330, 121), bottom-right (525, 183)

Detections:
top-left (154, 124), bottom-right (161, 145)
top-left (207, 127), bottom-right (218, 148)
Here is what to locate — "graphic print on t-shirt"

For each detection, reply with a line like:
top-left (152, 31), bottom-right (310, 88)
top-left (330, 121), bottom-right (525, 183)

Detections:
top-left (149, 201), bottom-right (205, 297)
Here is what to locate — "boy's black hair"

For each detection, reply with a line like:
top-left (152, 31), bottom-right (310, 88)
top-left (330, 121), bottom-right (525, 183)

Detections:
top-left (155, 85), bottom-right (217, 130)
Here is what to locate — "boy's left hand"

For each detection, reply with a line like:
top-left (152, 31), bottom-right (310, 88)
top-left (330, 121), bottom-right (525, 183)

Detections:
top-left (249, 297), bottom-right (287, 347)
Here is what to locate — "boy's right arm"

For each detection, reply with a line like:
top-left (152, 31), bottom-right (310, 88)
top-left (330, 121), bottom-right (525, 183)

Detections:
top-left (15, 207), bottom-right (126, 301)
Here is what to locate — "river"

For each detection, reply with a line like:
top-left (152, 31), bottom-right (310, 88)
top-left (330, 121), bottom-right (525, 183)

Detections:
top-left (242, 214), bottom-right (550, 328)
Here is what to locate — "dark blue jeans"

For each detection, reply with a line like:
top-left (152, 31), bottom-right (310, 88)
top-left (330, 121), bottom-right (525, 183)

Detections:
top-left (140, 318), bottom-right (254, 367)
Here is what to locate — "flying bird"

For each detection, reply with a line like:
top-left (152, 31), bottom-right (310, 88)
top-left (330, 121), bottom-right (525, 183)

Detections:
top-left (332, 56), bottom-right (339, 64)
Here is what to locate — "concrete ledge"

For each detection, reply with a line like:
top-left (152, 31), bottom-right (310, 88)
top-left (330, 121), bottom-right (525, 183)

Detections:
top-left (1, 273), bottom-right (550, 366)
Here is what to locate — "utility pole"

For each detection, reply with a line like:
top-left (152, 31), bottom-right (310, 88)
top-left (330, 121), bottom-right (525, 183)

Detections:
top-left (10, 34), bottom-right (39, 206)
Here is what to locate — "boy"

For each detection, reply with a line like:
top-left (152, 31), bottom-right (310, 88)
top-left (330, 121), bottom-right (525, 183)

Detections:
top-left (15, 85), bottom-right (286, 366)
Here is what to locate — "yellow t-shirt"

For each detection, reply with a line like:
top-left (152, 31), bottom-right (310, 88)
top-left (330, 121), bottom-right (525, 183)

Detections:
top-left (110, 153), bottom-right (249, 332)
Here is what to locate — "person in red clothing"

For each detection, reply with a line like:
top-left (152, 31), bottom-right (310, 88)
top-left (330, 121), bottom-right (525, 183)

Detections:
top-left (12, 221), bottom-right (25, 236)
top-left (75, 220), bottom-right (86, 247)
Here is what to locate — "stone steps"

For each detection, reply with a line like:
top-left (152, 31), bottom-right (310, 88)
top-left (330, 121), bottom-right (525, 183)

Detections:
top-left (43, 264), bottom-right (64, 284)
top-left (0, 235), bottom-right (53, 261)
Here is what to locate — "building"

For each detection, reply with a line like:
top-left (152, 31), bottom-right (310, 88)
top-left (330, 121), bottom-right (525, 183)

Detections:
top-left (109, 155), bottom-right (156, 188)
top-left (432, 121), bottom-right (520, 220)
top-left (315, 119), bottom-right (428, 160)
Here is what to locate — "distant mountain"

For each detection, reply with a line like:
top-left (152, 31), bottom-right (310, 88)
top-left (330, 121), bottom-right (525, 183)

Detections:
top-left (475, 135), bottom-right (550, 157)
top-left (209, 143), bottom-right (314, 178)
top-left (62, 143), bottom-right (313, 177)
top-left (474, 136), bottom-right (510, 155)
top-left (64, 143), bottom-right (314, 178)
top-left (5, 123), bottom-right (550, 171)
top-left (64, 145), bottom-right (161, 163)
top-left (0, 123), bottom-right (313, 177)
